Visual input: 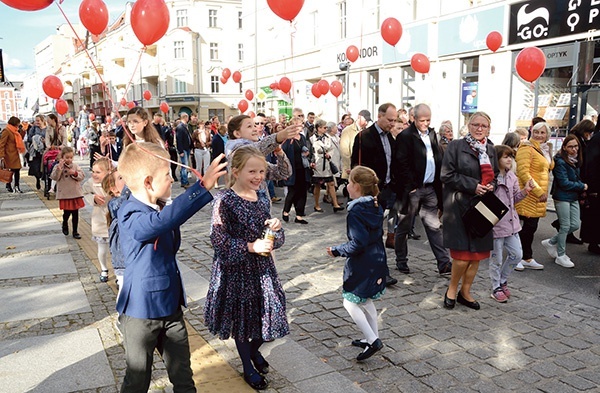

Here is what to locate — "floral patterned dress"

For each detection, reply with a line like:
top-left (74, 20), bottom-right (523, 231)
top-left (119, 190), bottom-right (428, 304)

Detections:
top-left (204, 189), bottom-right (288, 341)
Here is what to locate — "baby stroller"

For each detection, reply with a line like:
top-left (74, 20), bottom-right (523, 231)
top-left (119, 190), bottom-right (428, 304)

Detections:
top-left (42, 148), bottom-right (60, 199)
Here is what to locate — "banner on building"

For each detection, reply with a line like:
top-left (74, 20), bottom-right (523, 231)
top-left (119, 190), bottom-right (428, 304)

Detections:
top-left (461, 82), bottom-right (478, 114)
top-left (0, 50), bottom-right (5, 83)
top-left (509, 0), bottom-right (600, 45)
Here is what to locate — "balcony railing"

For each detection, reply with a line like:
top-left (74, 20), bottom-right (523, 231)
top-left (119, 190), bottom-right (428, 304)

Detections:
top-left (80, 87), bottom-right (91, 96)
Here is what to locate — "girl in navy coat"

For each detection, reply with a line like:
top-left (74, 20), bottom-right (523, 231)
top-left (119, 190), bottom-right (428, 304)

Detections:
top-left (327, 166), bottom-right (388, 361)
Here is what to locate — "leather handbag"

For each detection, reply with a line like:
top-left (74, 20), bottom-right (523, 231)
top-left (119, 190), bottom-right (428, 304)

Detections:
top-left (0, 158), bottom-right (13, 184)
top-left (462, 191), bottom-right (508, 238)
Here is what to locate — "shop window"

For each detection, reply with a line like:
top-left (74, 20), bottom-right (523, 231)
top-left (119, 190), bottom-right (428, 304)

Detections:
top-left (368, 70), bottom-right (379, 111)
top-left (401, 66), bottom-right (415, 109)
top-left (208, 109), bottom-right (224, 122)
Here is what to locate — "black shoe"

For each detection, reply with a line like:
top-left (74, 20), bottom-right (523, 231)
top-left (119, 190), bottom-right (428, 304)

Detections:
top-left (457, 291), bottom-right (480, 310)
top-left (356, 338), bottom-right (383, 361)
top-left (351, 339), bottom-right (368, 349)
top-left (62, 226), bottom-right (69, 236)
top-left (438, 263), bottom-right (452, 275)
top-left (314, 207), bottom-right (324, 212)
top-left (295, 218), bottom-right (308, 224)
top-left (408, 231), bottom-right (421, 240)
top-left (333, 206), bottom-right (345, 212)
top-left (73, 233), bottom-right (82, 239)
top-left (385, 275), bottom-right (398, 286)
top-left (251, 352), bottom-right (270, 374)
top-left (13, 186), bottom-right (22, 193)
top-left (566, 233), bottom-right (584, 245)
top-left (396, 262), bottom-right (410, 274)
top-left (243, 371), bottom-right (268, 390)
top-left (444, 290), bottom-right (456, 309)
top-left (282, 213), bottom-right (289, 222)
top-left (6, 184), bottom-right (13, 193)
top-left (173, 177), bottom-right (179, 182)
top-left (36, 178), bottom-right (41, 190)
top-left (589, 244), bottom-right (600, 255)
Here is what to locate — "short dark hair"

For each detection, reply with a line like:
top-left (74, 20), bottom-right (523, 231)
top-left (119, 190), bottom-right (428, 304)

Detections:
top-left (495, 144), bottom-right (515, 160)
top-left (531, 116), bottom-right (545, 126)
top-left (8, 116), bottom-right (20, 126)
top-left (307, 112), bottom-right (315, 117)
top-left (227, 115), bottom-right (251, 139)
top-left (378, 103), bottom-right (396, 115)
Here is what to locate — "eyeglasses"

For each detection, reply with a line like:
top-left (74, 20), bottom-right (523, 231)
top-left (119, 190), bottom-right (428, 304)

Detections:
top-left (565, 144), bottom-right (579, 149)
top-left (297, 114), bottom-right (305, 118)
top-left (255, 122), bottom-right (265, 125)
top-left (469, 123), bottom-right (489, 130)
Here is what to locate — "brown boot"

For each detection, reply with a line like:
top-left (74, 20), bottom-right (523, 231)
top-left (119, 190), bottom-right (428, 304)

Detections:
top-left (385, 233), bottom-right (395, 249)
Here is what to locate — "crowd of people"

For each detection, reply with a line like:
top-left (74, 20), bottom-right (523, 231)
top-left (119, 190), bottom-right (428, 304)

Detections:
top-left (1, 102), bottom-right (599, 391)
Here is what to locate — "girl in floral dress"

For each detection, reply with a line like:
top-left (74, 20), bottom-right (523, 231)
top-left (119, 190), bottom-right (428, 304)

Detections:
top-left (205, 145), bottom-right (287, 391)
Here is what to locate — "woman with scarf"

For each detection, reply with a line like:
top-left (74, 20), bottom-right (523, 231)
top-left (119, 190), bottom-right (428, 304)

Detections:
top-left (27, 114), bottom-right (47, 190)
top-left (514, 122), bottom-right (555, 271)
top-left (310, 119), bottom-right (344, 213)
top-left (440, 112), bottom-right (498, 310)
top-left (541, 135), bottom-right (586, 268)
top-left (0, 117), bottom-right (26, 193)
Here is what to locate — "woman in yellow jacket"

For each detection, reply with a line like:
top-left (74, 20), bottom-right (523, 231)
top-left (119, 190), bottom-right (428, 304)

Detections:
top-left (515, 122), bottom-right (555, 271)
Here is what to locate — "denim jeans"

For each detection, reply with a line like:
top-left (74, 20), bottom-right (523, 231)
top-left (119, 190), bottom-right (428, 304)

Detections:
top-left (549, 200), bottom-right (580, 256)
top-left (179, 150), bottom-right (190, 185)
top-left (489, 234), bottom-right (522, 290)
top-left (394, 185), bottom-right (450, 269)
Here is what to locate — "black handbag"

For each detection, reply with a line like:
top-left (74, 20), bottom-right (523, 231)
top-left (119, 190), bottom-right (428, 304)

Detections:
top-left (329, 160), bottom-right (339, 175)
top-left (462, 192), bottom-right (508, 238)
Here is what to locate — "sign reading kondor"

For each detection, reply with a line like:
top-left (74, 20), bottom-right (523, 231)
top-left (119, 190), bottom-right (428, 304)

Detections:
top-left (509, 0), bottom-right (600, 45)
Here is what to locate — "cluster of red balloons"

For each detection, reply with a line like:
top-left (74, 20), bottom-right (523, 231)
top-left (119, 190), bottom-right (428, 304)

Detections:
top-left (79, 0), bottom-right (109, 36)
top-left (220, 68), bottom-right (242, 84)
top-left (381, 17), bottom-right (402, 46)
top-left (266, 0), bottom-right (304, 22)
top-left (311, 80), bottom-right (343, 99)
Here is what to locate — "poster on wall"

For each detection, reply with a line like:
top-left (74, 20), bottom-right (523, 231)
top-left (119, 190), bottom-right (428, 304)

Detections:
top-left (461, 82), bottom-right (478, 113)
top-left (0, 50), bottom-right (5, 83)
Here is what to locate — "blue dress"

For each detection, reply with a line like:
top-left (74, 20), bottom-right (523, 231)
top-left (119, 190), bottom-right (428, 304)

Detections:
top-left (205, 189), bottom-right (289, 341)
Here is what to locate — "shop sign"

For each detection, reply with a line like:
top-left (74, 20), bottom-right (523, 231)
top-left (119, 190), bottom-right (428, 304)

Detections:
top-left (509, 0), bottom-right (600, 45)
top-left (325, 32), bottom-right (382, 71)
top-left (461, 82), bottom-right (478, 114)
top-left (542, 43), bottom-right (575, 68)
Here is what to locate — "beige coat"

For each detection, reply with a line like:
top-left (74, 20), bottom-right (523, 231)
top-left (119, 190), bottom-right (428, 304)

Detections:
top-left (50, 162), bottom-right (85, 200)
top-left (339, 123), bottom-right (360, 179)
top-left (82, 179), bottom-right (109, 237)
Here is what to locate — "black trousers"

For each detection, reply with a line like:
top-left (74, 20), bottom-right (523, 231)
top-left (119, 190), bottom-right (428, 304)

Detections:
top-left (518, 215), bottom-right (539, 261)
top-left (283, 171), bottom-right (308, 217)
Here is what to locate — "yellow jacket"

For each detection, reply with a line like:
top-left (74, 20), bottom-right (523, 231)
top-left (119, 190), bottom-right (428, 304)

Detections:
top-left (515, 140), bottom-right (555, 218)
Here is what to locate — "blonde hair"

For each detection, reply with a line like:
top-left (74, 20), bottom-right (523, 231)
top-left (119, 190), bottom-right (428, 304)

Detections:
top-left (93, 156), bottom-right (112, 173)
top-left (515, 127), bottom-right (529, 140)
top-left (349, 166), bottom-right (380, 205)
top-left (228, 145), bottom-right (266, 188)
top-left (117, 142), bottom-right (170, 191)
top-left (468, 111), bottom-right (492, 127)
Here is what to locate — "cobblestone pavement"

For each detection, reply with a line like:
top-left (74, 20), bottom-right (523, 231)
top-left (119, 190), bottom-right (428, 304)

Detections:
top-left (2, 162), bottom-right (600, 392)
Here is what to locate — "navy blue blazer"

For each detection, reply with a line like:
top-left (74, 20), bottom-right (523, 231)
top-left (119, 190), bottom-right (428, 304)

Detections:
top-left (116, 182), bottom-right (213, 319)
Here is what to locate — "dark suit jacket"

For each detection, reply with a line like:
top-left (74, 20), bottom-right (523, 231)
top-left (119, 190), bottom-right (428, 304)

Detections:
top-left (392, 122), bottom-right (444, 210)
top-left (351, 123), bottom-right (394, 190)
top-left (176, 122), bottom-right (192, 154)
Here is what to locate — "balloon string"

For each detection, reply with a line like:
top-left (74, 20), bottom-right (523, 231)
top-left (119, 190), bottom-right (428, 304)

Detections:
top-left (54, 2), bottom-right (202, 183)
top-left (289, 20), bottom-right (296, 106)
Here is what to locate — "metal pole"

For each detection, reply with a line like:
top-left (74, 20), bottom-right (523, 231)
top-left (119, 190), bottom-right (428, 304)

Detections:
top-left (140, 66), bottom-right (143, 108)
top-left (345, 63), bottom-right (350, 112)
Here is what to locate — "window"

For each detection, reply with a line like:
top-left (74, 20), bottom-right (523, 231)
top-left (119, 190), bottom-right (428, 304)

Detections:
top-left (367, 69), bottom-right (379, 111)
top-left (401, 66), bottom-right (416, 108)
top-left (174, 41), bottom-right (185, 59)
top-left (176, 9), bottom-right (188, 27)
top-left (210, 43), bottom-right (219, 60)
top-left (238, 44), bottom-right (244, 62)
top-left (339, 1), bottom-right (347, 39)
top-left (208, 108), bottom-right (224, 121)
top-left (310, 11), bottom-right (318, 46)
top-left (174, 77), bottom-right (187, 94)
top-left (238, 11), bottom-right (243, 29)
top-left (211, 76), bottom-right (219, 93)
top-left (209, 9), bottom-right (218, 28)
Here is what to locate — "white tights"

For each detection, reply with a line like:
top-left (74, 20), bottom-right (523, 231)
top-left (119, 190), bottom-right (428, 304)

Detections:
top-left (343, 298), bottom-right (379, 345)
top-left (97, 242), bottom-right (109, 274)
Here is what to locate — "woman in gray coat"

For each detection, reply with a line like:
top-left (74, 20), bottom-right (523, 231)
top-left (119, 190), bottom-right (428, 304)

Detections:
top-left (440, 112), bottom-right (499, 310)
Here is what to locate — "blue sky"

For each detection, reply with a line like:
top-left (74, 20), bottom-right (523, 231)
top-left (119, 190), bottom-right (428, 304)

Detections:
top-left (0, 0), bottom-right (125, 81)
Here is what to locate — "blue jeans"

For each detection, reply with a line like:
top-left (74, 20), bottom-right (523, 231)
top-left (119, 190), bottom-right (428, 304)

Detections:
top-left (490, 234), bottom-right (522, 290)
top-left (267, 180), bottom-right (276, 198)
top-left (179, 150), bottom-right (190, 186)
top-left (549, 200), bottom-right (580, 256)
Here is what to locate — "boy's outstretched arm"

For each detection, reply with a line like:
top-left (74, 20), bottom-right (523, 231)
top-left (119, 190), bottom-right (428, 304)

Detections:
top-left (202, 154), bottom-right (227, 190)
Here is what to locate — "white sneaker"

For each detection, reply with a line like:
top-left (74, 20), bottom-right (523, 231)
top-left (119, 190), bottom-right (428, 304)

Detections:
top-left (521, 259), bottom-right (544, 270)
top-left (515, 261), bottom-right (524, 271)
top-left (555, 255), bottom-right (574, 268)
top-left (541, 239), bottom-right (558, 258)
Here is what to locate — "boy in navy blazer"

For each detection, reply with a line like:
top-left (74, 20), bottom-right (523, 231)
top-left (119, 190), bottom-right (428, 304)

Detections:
top-left (116, 142), bottom-right (226, 392)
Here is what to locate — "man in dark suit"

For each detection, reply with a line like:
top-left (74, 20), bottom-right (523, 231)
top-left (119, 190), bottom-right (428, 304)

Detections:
top-left (176, 113), bottom-right (192, 188)
top-left (392, 103), bottom-right (451, 275)
top-left (351, 102), bottom-right (399, 287)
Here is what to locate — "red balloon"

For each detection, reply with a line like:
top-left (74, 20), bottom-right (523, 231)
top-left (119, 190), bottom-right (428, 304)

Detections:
top-left (266, 0), bottom-right (304, 22)
top-left (269, 82), bottom-right (279, 90)
top-left (318, 79), bottom-right (329, 95)
top-left (120, 98), bottom-right (127, 107)
top-left (0, 0), bottom-right (53, 11)
top-left (219, 76), bottom-right (227, 84)
top-left (131, 0), bottom-right (170, 46)
top-left (515, 46), bottom-right (546, 83)
top-left (42, 75), bottom-right (63, 99)
top-left (127, 102), bottom-right (135, 109)
top-left (410, 53), bottom-right (430, 74)
top-left (232, 71), bottom-right (242, 83)
top-left (238, 99), bottom-right (249, 113)
top-left (160, 101), bottom-right (169, 113)
top-left (311, 84), bottom-right (321, 98)
top-left (330, 81), bottom-right (343, 98)
top-left (89, 113), bottom-right (96, 121)
top-left (346, 45), bottom-right (359, 63)
top-left (143, 90), bottom-right (152, 100)
top-left (248, 111), bottom-right (256, 118)
top-left (222, 68), bottom-right (231, 79)
top-left (245, 89), bottom-right (254, 101)
top-left (79, 0), bottom-right (109, 35)
top-left (486, 31), bottom-right (502, 53)
top-left (279, 77), bottom-right (292, 94)
top-left (381, 17), bottom-right (403, 46)
top-left (55, 99), bottom-right (68, 115)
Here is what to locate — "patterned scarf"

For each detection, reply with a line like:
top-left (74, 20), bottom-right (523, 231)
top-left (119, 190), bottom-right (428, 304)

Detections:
top-left (5, 124), bottom-right (26, 154)
top-left (465, 133), bottom-right (494, 185)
